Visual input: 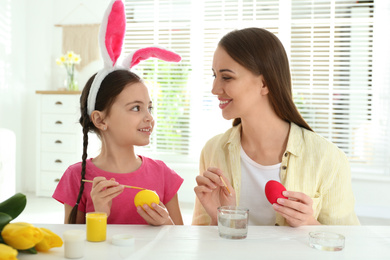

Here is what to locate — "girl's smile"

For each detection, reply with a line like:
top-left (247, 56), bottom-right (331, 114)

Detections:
top-left (101, 82), bottom-right (154, 147)
top-left (138, 127), bottom-right (152, 135)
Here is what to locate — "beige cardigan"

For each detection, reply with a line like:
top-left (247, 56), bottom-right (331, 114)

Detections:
top-left (192, 123), bottom-right (360, 226)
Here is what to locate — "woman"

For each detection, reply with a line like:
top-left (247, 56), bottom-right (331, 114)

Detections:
top-left (192, 27), bottom-right (360, 227)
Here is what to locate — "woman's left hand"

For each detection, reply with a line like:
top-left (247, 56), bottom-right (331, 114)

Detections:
top-left (137, 202), bottom-right (173, 226)
top-left (272, 191), bottom-right (321, 227)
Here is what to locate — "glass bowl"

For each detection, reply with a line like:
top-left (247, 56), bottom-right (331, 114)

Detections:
top-left (309, 231), bottom-right (345, 251)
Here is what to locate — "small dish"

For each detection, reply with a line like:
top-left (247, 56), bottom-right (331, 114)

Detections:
top-left (309, 231), bottom-right (345, 251)
top-left (112, 234), bottom-right (135, 247)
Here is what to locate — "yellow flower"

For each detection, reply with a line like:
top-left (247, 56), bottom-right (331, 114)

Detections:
top-left (34, 227), bottom-right (63, 252)
top-left (56, 51), bottom-right (81, 67)
top-left (1, 222), bottom-right (43, 250)
top-left (73, 55), bottom-right (81, 64)
top-left (66, 51), bottom-right (74, 59)
top-left (0, 243), bottom-right (18, 260)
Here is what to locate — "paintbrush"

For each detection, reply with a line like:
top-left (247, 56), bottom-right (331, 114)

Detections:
top-left (220, 176), bottom-right (232, 195)
top-left (82, 179), bottom-right (145, 190)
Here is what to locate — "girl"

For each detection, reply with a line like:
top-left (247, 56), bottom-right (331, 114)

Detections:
top-left (193, 27), bottom-right (360, 227)
top-left (53, 70), bottom-right (184, 225)
top-left (53, 0), bottom-right (183, 225)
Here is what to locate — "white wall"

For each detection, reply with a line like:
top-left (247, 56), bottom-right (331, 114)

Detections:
top-left (20, 0), bottom-right (107, 194)
top-left (0, 0), bottom-right (27, 198)
top-left (0, 0), bottom-right (107, 198)
top-left (0, 0), bottom-right (389, 220)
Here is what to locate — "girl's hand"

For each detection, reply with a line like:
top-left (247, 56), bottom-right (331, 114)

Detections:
top-left (137, 202), bottom-right (173, 225)
top-left (272, 191), bottom-right (321, 227)
top-left (194, 167), bottom-right (236, 225)
top-left (90, 177), bottom-right (124, 217)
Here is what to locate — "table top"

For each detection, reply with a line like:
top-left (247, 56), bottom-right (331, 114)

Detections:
top-left (18, 224), bottom-right (390, 260)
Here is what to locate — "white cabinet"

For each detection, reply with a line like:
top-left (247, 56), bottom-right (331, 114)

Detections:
top-left (36, 91), bottom-right (82, 197)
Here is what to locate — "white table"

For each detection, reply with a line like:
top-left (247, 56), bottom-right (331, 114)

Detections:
top-left (18, 224), bottom-right (390, 260)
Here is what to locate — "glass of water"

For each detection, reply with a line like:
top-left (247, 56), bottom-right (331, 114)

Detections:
top-left (217, 206), bottom-right (249, 239)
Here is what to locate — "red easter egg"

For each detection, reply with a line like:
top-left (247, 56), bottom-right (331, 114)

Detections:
top-left (265, 180), bottom-right (288, 204)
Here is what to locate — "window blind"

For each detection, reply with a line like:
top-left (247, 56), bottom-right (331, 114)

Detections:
top-left (124, 0), bottom-right (390, 177)
top-left (123, 0), bottom-right (193, 156)
top-left (289, 0), bottom-right (388, 176)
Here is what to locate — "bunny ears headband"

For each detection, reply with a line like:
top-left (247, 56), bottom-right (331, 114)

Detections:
top-left (87, 0), bottom-right (181, 116)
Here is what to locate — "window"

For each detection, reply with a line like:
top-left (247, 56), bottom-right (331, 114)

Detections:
top-left (124, 0), bottom-right (390, 178)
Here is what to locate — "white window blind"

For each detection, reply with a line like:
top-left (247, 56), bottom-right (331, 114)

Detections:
top-left (289, 0), bottom-right (389, 177)
top-left (124, 0), bottom-right (193, 157)
top-left (124, 0), bottom-right (390, 178)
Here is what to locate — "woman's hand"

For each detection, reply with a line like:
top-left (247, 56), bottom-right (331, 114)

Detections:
top-left (272, 191), bottom-right (321, 227)
top-left (194, 167), bottom-right (236, 225)
top-left (90, 177), bottom-right (124, 217)
top-left (137, 202), bottom-right (173, 226)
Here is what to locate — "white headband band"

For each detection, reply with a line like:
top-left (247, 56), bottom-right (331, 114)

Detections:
top-left (87, 67), bottom-right (116, 116)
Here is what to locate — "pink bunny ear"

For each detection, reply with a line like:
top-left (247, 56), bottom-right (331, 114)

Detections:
top-left (122, 46), bottom-right (182, 69)
top-left (99, 0), bottom-right (125, 67)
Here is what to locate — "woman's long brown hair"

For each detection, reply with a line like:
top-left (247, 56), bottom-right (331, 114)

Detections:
top-left (219, 27), bottom-right (312, 131)
top-left (68, 70), bottom-right (141, 224)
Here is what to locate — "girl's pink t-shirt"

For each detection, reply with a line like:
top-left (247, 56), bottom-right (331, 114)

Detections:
top-left (52, 155), bottom-right (183, 224)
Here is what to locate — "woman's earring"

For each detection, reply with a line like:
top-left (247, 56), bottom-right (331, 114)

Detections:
top-left (103, 126), bottom-right (107, 131)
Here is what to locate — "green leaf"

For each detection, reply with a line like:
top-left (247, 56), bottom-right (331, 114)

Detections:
top-left (20, 247), bottom-right (37, 254)
top-left (0, 193), bottom-right (27, 219)
top-left (0, 212), bottom-right (12, 230)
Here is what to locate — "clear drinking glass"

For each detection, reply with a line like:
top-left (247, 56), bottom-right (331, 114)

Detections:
top-left (217, 206), bottom-right (249, 239)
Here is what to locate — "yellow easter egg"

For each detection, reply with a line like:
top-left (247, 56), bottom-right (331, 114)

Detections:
top-left (134, 190), bottom-right (160, 208)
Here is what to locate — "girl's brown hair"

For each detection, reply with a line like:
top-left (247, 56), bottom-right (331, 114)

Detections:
top-left (68, 69), bottom-right (142, 224)
top-left (219, 27), bottom-right (312, 131)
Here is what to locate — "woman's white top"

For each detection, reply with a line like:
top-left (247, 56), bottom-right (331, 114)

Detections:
top-left (239, 146), bottom-right (281, 225)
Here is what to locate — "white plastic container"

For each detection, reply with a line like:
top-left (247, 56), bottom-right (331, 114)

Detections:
top-left (63, 229), bottom-right (86, 259)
